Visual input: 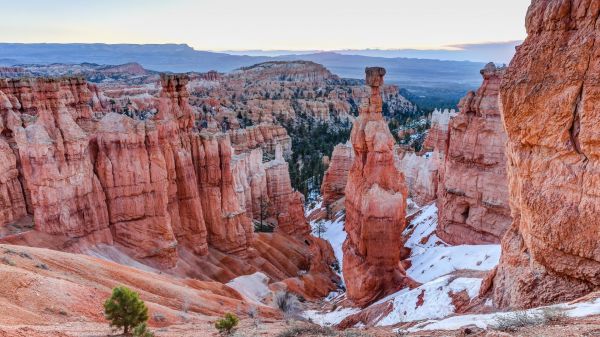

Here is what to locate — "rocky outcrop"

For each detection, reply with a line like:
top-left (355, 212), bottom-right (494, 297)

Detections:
top-left (321, 142), bottom-right (354, 209)
top-left (0, 73), bottom-right (338, 303)
top-left (0, 138), bottom-right (27, 226)
top-left (1, 77), bottom-right (112, 246)
top-left (228, 123), bottom-right (292, 157)
top-left (491, 0), bottom-right (600, 308)
top-left (195, 132), bottom-right (252, 255)
top-left (188, 61), bottom-right (416, 126)
top-left (265, 146), bottom-right (310, 236)
top-left (231, 147), bottom-right (269, 224)
top-left (423, 109), bottom-right (456, 153)
top-left (343, 67), bottom-right (410, 306)
top-left (394, 149), bottom-right (439, 205)
top-left (436, 63), bottom-right (511, 245)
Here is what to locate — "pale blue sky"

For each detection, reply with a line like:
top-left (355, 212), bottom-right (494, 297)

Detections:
top-left (0, 0), bottom-right (530, 51)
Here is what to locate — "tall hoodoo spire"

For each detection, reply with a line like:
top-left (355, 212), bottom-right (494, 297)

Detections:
top-left (342, 67), bottom-right (412, 306)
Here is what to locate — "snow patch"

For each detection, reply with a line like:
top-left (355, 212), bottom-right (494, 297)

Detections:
top-left (376, 276), bottom-right (482, 326)
top-left (404, 203), bottom-right (500, 283)
top-left (307, 200), bottom-right (346, 284)
top-left (303, 307), bottom-right (360, 326)
top-left (226, 272), bottom-right (271, 305)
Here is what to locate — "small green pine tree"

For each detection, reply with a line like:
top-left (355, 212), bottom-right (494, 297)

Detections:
top-left (133, 322), bottom-right (155, 337)
top-left (104, 286), bottom-right (149, 335)
top-left (215, 312), bottom-right (240, 335)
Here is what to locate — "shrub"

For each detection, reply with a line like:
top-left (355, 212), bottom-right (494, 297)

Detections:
top-left (35, 263), bottom-right (49, 270)
top-left (490, 308), bottom-right (564, 332)
top-left (1, 257), bottom-right (15, 266)
top-left (276, 325), bottom-right (334, 337)
top-left (215, 312), bottom-right (240, 335)
top-left (133, 322), bottom-right (155, 337)
top-left (104, 286), bottom-right (149, 335)
top-left (540, 306), bottom-right (567, 322)
top-left (274, 291), bottom-right (302, 319)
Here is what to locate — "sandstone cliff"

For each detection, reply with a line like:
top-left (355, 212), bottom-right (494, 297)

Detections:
top-left (2, 77), bottom-right (112, 248)
top-left (490, 0), bottom-right (600, 308)
top-left (0, 74), bottom-right (338, 299)
top-left (343, 67), bottom-right (410, 307)
top-left (436, 63), bottom-right (511, 245)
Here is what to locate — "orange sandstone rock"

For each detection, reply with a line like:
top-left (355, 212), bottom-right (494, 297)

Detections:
top-left (436, 63), bottom-right (511, 245)
top-left (321, 142), bottom-right (354, 209)
top-left (491, 0), bottom-right (600, 308)
top-left (343, 67), bottom-right (411, 307)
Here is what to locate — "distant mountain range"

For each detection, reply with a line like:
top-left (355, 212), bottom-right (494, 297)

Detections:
top-left (0, 43), bottom-right (490, 87)
top-left (0, 42), bottom-right (504, 109)
top-left (224, 41), bottom-right (521, 64)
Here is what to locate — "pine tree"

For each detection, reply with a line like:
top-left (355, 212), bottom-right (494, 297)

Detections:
top-left (104, 286), bottom-right (149, 335)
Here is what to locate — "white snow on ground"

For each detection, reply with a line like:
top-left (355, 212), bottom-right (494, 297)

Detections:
top-left (307, 200), bottom-right (346, 284)
top-left (376, 276), bottom-right (482, 326)
top-left (408, 245), bottom-right (500, 283)
top-left (304, 201), bottom-right (503, 327)
top-left (226, 272), bottom-right (271, 305)
top-left (404, 203), bottom-right (501, 283)
top-left (405, 297), bottom-right (600, 332)
top-left (304, 307), bottom-right (360, 326)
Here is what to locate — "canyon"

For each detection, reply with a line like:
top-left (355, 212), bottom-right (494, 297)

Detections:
top-left (0, 73), bottom-right (340, 310)
top-left (6, 1), bottom-right (600, 335)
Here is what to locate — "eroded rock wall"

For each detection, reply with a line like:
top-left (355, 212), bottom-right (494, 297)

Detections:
top-left (491, 0), bottom-right (600, 308)
top-left (435, 63), bottom-right (511, 245)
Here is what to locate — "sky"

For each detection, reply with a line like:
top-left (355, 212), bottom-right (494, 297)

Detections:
top-left (0, 0), bottom-right (530, 51)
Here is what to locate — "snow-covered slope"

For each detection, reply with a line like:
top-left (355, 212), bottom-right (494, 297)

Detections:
top-left (308, 200), bottom-right (347, 284)
top-left (304, 201), bottom-right (501, 327)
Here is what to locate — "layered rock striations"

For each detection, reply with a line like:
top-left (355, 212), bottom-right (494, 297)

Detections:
top-left (436, 63), bottom-right (511, 245)
top-left (343, 67), bottom-right (410, 306)
top-left (1, 77), bottom-right (112, 246)
top-left (422, 108), bottom-right (456, 153)
top-left (321, 142), bottom-right (354, 209)
top-left (188, 61), bottom-right (416, 127)
top-left (0, 74), bottom-right (338, 299)
top-left (228, 123), bottom-right (292, 157)
top-left (490, 0), bottom-right (600, 308)
top-left (394, 149), bottom-right (440, 205)
top-left (265, 146), bottom-right (310, 236)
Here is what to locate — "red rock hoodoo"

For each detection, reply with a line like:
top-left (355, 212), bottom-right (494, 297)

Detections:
top-left (321, 142), bottom-right (354, 210)
top-left (436, 63), bottom-right (511, 245)
top-left (342, 67), bottom-right (410, 307)
top-left (490, 0), bottom-right (600, 308)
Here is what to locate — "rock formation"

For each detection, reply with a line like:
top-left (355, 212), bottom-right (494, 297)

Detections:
top-left (2, 77), bottom-right (113, 247)
top-left (343, 67), bottom-right (410, 306)
top-left (188, 61), bottom-right (416, 126)
top-left (436, 63), bottom-right (511, 245)
top-left (228, 123), bottom-right (292, 157)
top-left (422, 109), bottom-right (456, 153)
top-left (0, 73), bottom-right (338, 300)
top-left (394, 149), bottom-right (439, 205)
top-left (265, 146), bottom-right (310, 236)
top-left (321, 142), bottom-right (354, 209)
top-left (490, 0), bottom-right (600, 308)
